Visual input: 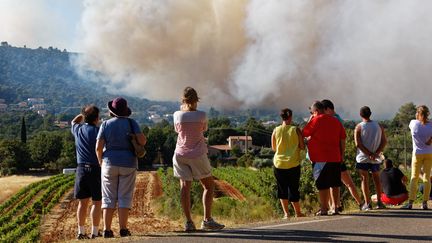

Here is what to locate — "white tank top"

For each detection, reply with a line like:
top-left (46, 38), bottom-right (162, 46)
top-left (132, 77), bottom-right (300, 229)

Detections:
top-left (356, 120), bottom-right (382, 164)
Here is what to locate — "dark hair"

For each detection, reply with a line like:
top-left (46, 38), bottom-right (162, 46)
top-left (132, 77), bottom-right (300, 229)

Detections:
top-left (360, 106), bottom-right (372, 119)
top-left (182, 86), bottom-right (199, 104)
top-left (321, 99), bottom-right (334, 110)
top-left (310, 101), bottom-right (324, 113)
top-left (384, 159), bottom-right (393, 168)
top-left (82, 105), bottom-right (99, 124)
top-left (416, 105), bottom-right (430, 125)
top-left (280, 108), bottom-right (292, 121)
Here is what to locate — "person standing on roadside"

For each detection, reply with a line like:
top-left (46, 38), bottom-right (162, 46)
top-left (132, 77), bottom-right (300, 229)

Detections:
top-left (402, 105), bottom-right (432, 210)
top-left (173, 87), bottom-right (224, 232)
top-left (355, 106), bottom-right (387, 210)
top-left (302, 101), bottom-right (346, 216)
top-left (96, 97), bottom-right (146, 238)
top-left (321, 99), bottom-right (362, 212)
top-left (271, 108), bottom-right (305, 219)
top-left (71, 105), bottom-right (102, 239)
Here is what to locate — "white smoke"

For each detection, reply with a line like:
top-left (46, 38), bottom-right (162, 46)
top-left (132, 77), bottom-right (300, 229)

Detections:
top-left (76, 0), bottom-right (432, 118)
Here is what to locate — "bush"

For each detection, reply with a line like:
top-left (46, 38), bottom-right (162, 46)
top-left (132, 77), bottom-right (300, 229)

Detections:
top-left (252, 158), bottom-right (273, 168)
top-left (237, 154), bottom-right (254, 167)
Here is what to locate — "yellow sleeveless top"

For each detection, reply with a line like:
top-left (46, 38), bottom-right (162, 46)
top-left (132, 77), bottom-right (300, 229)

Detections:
top-left (273, 124), bottom-right (300, 169)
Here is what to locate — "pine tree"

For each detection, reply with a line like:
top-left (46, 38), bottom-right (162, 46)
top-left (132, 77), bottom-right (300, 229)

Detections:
top-left (20, 116), bottom-right (27, 143)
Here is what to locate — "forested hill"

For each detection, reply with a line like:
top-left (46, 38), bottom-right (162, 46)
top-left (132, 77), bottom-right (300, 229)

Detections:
top-left (0, 43), bottom-right (177, 115)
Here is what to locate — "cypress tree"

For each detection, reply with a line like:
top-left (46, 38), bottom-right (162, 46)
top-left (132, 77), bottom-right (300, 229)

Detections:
top-left (20, 116), bottom-right (27, 143)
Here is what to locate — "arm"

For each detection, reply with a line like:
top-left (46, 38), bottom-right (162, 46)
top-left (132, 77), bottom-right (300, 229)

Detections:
top-left (271, 130), bottom-right (276, 152)
top-left (340, 139), bottom-right (346, 161)
top-left (96, 139), bottom-right (105, 166)
top-left (354, 124), bottom-right (373, 156)
top-left (296, 128), bottom-right (305, 150)
top-left (402, 175), bottom-right (408, 185)
top-left (136, 133), bottom-right (147, 146)
top-left (375, 125), bottom-right (387, 155)
top-left (71, 114), bottom-right (84, 125)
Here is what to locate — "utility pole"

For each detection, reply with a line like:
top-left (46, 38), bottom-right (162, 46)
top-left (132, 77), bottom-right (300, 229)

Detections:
top-left (245, 130), bottom-right (248, 155)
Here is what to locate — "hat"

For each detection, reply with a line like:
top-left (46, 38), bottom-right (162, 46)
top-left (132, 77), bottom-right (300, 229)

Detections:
top-left (108, 97), bottom-right (131, 117)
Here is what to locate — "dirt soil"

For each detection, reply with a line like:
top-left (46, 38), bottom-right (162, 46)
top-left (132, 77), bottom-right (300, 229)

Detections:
top-left (40, 171), bottom-right (181, 242)
top-left (0, 175), bottom-right (51, 203)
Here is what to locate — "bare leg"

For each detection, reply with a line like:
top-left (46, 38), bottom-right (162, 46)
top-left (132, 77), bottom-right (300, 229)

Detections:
top-left (358, 170), bottom-right (370, 204)
top-left (77, 198), bottom-right (89, 230)
top-left (280, 199), bottom-right (290, 217)
top-left (331, 187), bottom-right (340, 211)
top-left (90, 200), bottom-right (102, 228)
top-left (199, 176), bottom-right (214, 220)
top-left (103, 208), bottom-right (115, 231)
top-left (329, 187), bottom-right (336, 210)
top-left (318, 189), bottom-right (330, 212)
top-left (291, 201), bottom-right (304, 217)
top-left (180, 180), bottom-right (193, 222)
top-left (118, 208), bottom-right (129, 229)
top-left (372, 171), bottom-right (382, 203)
top-left (341, 171), bottom-right (362, 205)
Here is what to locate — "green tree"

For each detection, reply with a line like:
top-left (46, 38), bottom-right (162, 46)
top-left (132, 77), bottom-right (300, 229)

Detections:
top-left (20, 116), bottom-right (27, 143)
top-left (0, 139), bottom-right (31, 174)
top-left (393, 102), bottom-right (416, 128)
top-left (28, 131), bottom-right (63, 168)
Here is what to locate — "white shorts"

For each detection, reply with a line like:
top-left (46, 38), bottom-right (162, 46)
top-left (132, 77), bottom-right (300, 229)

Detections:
top-left (173, 154), bottom-right (212, 181)
top-left (101, 164), bottom-right (136, 209)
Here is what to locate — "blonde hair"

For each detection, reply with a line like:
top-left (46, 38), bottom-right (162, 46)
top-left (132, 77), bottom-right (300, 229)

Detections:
top-left (417, 105), bottom-right (430, 124)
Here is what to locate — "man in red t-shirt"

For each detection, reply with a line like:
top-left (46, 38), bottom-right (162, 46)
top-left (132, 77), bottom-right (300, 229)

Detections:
top-left (303, 101), bottom-right (346, 215)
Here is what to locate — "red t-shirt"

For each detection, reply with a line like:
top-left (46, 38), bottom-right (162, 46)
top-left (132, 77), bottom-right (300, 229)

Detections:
top-left (302, 114), bottom-right (346, 162)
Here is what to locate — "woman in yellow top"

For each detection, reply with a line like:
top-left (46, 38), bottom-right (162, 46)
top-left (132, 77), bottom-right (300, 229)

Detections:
top-left (271, 108), bottom-right (305, 218)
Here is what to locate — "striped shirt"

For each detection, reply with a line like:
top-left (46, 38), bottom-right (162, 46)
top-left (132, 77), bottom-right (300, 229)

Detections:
top-left (173, 110), bottom-right (208, 158)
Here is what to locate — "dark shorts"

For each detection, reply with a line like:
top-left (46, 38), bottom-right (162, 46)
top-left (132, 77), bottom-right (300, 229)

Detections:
top-left (356, 163), bottom-right (381, 172)
top-left (340, 163), bottom-right (347, 172)
top-left (313, 162), bottom-right (342, 190)
top-left (274, 166), bottom-right (301, 202)
top-left (74, 164), bottom-right (102, 201)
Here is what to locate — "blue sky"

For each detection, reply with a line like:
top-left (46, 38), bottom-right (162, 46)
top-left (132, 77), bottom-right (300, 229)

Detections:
top-left (0, 0), bottom-right (83, 51)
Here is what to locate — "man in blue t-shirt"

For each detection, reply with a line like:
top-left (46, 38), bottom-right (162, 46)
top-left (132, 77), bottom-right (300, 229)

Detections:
top-left (71, 105), bottom-right (101, 239)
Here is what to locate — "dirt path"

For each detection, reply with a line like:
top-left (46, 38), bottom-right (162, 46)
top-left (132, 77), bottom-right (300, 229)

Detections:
top-left (40, 171), bottom-right (180, 242)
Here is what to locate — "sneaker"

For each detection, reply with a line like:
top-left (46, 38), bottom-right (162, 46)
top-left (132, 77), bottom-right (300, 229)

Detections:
top-left (361, 203), bottom-right (372, 211)
top-left (201, 218), bottom-right (225, 230)
top-left (282, 214), bottom-right (289, 220)
top-left (184, 221), bottom-right (196, 232)
top-left (103, 230), bottom-right (114, 238)
top-left (376, 201), bottom-right (386, 209)
top-left (76, 234), bottom-right (90, 240)
top-left (421, 202), bottom-right (428, 210)
top-left (120, 228), bottom-right (131, 237)
top-left (401, 203), bottom-right (412, 210)
top-left (337, 205), bottom-right (344, 213)
top-left (91, 231), bottom-right (102, 239)
top-left (315, 210), bottom-right (328, 216)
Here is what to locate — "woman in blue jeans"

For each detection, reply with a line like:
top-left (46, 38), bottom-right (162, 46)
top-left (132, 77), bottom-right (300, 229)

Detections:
top-left (96, 97), bottom-right (146, 238)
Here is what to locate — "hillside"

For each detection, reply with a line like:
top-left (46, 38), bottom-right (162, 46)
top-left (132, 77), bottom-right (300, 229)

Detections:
top-left (0, 43), bottom-right (178, 122)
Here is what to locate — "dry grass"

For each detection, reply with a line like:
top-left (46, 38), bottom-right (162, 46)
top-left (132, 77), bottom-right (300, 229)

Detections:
top-left (0, 175), bottom-right (51, 203)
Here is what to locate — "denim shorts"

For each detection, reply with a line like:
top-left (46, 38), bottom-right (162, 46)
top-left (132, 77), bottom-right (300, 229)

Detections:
top-left (356, 163), bottom-right (381, 172)
top-left (101, 164), bottom-right (136, 209)
top-left (74, 164), bottom-right (102, 201)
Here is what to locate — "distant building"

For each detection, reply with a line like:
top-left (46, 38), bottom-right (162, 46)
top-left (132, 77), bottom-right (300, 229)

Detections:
top-left (228, 136), bottom-right (253, 151)
top-left (0, 104), bottom-right (7, 112)
top-left (54, 121), bottom-right (70, 129)
top-left (37, 110), bottom-right (47, 116)
top-left (27, 98), bottom-right (45, 104)
top-left (18, 102), bottom-right (27, 108)
top-left (31, 104), bottom-right (45, 110)
top-left (262, 120), bottom-right (278, 127)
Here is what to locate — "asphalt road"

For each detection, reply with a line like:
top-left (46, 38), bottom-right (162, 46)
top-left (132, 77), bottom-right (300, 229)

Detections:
top-left (132, 209), bottom-right (432, 243)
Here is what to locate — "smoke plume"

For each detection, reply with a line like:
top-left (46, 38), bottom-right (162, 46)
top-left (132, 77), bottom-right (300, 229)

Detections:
top-left (76, 0), bottom-right (432, 118)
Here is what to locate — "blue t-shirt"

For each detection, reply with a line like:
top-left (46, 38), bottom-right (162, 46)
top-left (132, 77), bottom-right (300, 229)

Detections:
top-left (97, 117), bottom-right (142, 168)
top-left (71, 123), bottom-right (99, 165)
